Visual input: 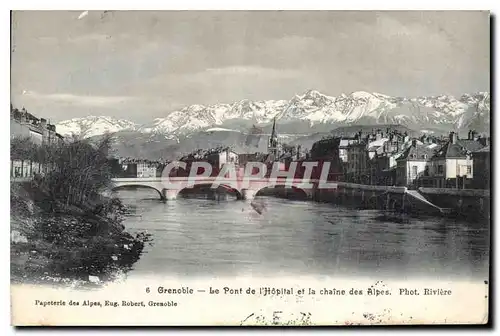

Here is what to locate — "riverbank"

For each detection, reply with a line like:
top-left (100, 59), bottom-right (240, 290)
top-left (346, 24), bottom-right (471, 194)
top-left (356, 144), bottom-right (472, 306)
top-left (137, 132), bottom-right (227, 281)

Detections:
top-left (11, 182), bottom-right (151, 286)
top-left (259, 183), bottom-right (490, 221)
top-left (310, 183), bottom-right (490, 221)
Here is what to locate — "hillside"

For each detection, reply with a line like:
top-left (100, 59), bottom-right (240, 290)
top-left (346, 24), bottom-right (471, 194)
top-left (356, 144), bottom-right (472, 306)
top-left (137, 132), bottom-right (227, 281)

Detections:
top-left (90, 124), bottom-right (421, 161)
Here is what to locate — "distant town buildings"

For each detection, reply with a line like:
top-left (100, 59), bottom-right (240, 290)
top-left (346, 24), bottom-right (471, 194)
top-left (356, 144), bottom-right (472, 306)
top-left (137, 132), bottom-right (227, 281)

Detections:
top-left (395, 140), bottom-right (435, 187)
top-left (320, 130), bottom-right (490, 189)
top-left (135, 161), bottom-right (157, 178)
top-left (346, 141), bottom-right (370, 183)
top-left (113, 158), bottom-right (162, 178)
top-left (206, 148), bottom-right (239, 169)
top-left (421, 131), bottom-right (478, 188)
top-left (310, 137), bottom-right (341, 160)
top-left (10, 105), bottom-right (63, 146)
top-left (306, 127), bottom-right (489, 190)
top-left (10, 105), bottom-right (64, 178)
top-left (104, 117), bottom-right (491, 192)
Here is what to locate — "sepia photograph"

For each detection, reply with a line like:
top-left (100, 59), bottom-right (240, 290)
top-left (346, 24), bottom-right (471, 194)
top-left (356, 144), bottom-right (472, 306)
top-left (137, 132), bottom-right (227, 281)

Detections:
top-left (9, 9), bottom-right (491, 326)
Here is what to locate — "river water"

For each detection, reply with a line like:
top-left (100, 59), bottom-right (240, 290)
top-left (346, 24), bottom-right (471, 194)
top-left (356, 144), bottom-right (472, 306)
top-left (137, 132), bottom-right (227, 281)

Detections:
top-left (114, 189), bottom-right (489, 281)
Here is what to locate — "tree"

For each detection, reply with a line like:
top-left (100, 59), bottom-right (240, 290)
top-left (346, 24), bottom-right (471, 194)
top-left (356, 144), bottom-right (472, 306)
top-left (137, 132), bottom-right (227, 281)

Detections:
top-left (25, 134), bottom-right (116, 209)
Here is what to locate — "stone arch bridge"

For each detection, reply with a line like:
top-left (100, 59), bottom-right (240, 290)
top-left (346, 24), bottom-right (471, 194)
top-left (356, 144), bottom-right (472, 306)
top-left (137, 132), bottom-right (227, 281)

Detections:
top-left (110, 177), bottom-right (330, 201)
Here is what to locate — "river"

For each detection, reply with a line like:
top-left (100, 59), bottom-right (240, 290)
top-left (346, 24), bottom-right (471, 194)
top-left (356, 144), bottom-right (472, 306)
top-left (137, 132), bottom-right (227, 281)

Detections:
top-left (114, 189), bottom-right (490, 281)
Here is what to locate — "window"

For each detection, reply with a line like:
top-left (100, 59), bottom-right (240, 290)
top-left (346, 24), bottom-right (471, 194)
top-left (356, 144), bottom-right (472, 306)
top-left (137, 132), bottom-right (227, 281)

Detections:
top-left (438, 165), bottom-right (444, 174)
top-left (412, 166), bottom-right (418, 177)
top-left (424, 166), bottom-right (429, 176)
top-left (466, 165), bottom-right (471, 174)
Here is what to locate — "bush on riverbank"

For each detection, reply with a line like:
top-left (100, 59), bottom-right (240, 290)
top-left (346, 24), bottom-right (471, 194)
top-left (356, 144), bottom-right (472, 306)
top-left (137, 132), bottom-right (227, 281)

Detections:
top-left (11, 135), bottom-right (151, 286)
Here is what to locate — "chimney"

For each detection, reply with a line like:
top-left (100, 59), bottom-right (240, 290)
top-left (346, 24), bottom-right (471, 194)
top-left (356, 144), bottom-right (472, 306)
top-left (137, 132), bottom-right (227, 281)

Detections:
top-left (449, 131), bottom-right (457, 144)
top-left (40, 118), bottom-right (47, 128)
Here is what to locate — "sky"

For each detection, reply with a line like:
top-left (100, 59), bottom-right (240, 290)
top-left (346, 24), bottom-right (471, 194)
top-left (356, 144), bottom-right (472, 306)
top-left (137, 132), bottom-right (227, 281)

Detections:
top-left (11, 10), bottom-right (490, 123)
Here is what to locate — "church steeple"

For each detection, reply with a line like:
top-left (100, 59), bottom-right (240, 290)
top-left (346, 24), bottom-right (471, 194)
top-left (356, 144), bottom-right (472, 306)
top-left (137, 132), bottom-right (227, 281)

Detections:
top-left (268, 117), bottom-right (279, 158)
top-left (270, 117), bottom-right (277, 140)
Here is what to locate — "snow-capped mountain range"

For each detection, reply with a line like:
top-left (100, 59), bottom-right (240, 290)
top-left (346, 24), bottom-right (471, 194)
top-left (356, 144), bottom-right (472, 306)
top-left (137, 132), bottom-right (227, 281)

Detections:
top-left (55, 90), bottom-right (490, 138)
top-left (56, 116), bottom-right (138, 138)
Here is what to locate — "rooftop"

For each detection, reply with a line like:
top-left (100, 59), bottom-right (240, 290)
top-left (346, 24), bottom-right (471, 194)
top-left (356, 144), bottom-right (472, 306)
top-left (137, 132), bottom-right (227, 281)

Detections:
top-left (474, 145), bottom-right (490, 153)
top-left (433, 138), bottom-right (485, 159)
top-left (397, 144), bottom-right (436, 161)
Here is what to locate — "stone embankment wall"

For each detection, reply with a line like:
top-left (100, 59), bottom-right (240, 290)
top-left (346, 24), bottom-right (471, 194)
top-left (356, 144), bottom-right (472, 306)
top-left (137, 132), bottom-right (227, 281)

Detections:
top-left (310, 183), bottom-right (490, 219)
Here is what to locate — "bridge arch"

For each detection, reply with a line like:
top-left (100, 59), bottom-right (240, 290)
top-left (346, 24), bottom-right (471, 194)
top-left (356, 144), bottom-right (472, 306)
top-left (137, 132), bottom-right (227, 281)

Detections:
top-left (177, 183), bottom-right (243, 200)
top-left (112, 184), bottom-right (164, 200)
top-left (254, 184), bottom-right (310, 200)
